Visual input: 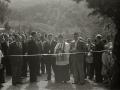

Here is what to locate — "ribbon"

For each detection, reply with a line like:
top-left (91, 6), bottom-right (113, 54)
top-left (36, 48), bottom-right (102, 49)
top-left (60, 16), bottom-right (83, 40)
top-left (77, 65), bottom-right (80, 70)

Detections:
top-left (8, 50), bottom-right (111, 57)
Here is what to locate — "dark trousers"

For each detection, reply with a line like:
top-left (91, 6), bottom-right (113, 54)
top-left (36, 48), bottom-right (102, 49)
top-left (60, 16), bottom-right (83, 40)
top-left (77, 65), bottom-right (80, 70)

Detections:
top-left (5, 65), bottom-right (12, 76)
top-left (4, 57), bottom-right (12, 76)
top-left (84, 59), bottom-right (87, 78)
top-left (37, 60), bottom-right (41, 75)
top-left (22, 56), bottom-right (28, 77)
top-left (46, 56), bottom-right (56, 80)
top-left (11, 65), bottom-right (22, 84)
top-left (28, 56), bottom-right (39, 82)
top-left (69, 55), bottom-right (73, 74)
top-left (89, 62), bottom-right (95, 79)
top-left (95, 62), bottom-right (103, 83)
top-left (0, 68), bottom-right (5, 84)
top-left (40, 57), bottom-right (45, 74)
top-left (29, 64), bottom-right (38, 82)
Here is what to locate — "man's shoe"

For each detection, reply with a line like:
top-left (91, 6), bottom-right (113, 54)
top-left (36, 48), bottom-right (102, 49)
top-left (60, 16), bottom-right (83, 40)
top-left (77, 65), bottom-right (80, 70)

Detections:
top-left (12, 83), bottom-right (16, 86)
top-left (37, 73), bottom-right (41, 76)
top-left (79, 83), bottom-right (85, 85)
top-left (16, 82), bottom-right (23, 84)
top-left (45, 79), bottom-right (51, 81)
top-left (72, 82), bottom-right (78, 84)
top-left (88, 77), bottom-right (93, 80)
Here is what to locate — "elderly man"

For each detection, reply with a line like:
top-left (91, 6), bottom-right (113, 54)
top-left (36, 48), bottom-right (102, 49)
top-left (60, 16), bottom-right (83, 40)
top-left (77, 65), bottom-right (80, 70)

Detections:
top-left (70, 32), bottom-right (86, 85)
top-left (8, 34), bottom-right (23, 86)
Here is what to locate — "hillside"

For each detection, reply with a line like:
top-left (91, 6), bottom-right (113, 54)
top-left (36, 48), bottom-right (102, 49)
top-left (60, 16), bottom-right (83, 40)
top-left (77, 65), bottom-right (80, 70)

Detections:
top-left (9, 0), bottom-right (104, 39)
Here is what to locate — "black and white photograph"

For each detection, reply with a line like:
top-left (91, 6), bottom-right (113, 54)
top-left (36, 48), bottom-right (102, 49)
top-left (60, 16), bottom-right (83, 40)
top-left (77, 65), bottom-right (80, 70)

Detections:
top-left (0, 0), bottom-right (120, 90)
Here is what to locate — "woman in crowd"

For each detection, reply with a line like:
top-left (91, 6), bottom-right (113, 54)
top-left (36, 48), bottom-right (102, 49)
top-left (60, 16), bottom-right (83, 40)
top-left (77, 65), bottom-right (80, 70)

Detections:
top-left (54, 35), bottom-right (70, 83)
top-left (85, 38), bottom-right (94, 78)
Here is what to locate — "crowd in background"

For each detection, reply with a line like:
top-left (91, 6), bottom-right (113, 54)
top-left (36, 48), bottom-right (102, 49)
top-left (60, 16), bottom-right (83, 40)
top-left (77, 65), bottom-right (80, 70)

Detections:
top-left (0, 31), bottom-right (114, 88)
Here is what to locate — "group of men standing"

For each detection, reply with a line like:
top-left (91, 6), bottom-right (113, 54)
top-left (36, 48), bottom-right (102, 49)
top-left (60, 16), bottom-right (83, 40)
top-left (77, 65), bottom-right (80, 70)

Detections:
top-left (0, 31), bottom-right (106, 86)
top-left (6, 32), bottom-right (58, 85)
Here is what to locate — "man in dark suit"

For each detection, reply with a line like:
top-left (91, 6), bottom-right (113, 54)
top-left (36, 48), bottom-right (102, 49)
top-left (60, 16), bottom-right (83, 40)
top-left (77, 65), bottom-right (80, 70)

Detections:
top-left (70, 32), bottom-right (86, 85)
top-left (44, 33), bottom-right (57, 81)
top-left (1, 34), bottom-right (12, 76)
top-left (38, 35), bottom-right (45, 74)
top-left (28, 31), bottom-right (39, 82)
top-left (21, 34), bottom-right (28, 78)
top-left (8, 34), bottom-right (23, 86)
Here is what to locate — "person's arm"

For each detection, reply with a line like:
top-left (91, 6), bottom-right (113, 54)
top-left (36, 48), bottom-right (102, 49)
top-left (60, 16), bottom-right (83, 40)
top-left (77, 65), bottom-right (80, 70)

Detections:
top-left (54, 43), bottom-right (59, 54)
top-left (102, 53), bottom-right (105, 65)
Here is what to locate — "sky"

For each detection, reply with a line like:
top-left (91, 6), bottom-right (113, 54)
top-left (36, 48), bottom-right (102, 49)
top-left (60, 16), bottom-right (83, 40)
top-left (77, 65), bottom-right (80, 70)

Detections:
top-left (10, 0), bottom-right (71, 8)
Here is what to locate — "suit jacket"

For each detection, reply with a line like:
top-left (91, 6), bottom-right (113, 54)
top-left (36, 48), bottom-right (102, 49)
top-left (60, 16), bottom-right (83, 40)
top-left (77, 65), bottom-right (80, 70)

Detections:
top-left (1, 42), bottom-right (10, 65)
top-left (28, 38), bottom-right (39, 55)
top-left (38, 41), bottom-right (45, 54)
top-left (93, 40), bottom-right (104, 64)
top-left (44, 40), bottom-right (57, 54)
top-left (28, 38), bottom-right (39, 65)
top-left (8, 41), bottom-right (23, 66)
top-left (22, 41), bottom-right (28, 55)
top-left (70, 40), bottom-right (86, 63)
top-left (1, 42), bottom-right (9, 56)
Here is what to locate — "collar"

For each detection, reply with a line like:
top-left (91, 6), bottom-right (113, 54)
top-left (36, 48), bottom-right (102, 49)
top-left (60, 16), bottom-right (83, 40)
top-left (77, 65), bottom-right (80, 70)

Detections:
top-left (31, 37), bottom-right (35, 41)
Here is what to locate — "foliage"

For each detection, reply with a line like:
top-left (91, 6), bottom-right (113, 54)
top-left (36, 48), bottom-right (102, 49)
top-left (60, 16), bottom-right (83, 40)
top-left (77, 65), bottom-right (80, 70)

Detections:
top-left (74, 0), bottom-right (120, 30)
top-left (0, 0), bottom-right (11, 24)
top-left (9, 0), bottom-right (108, 39)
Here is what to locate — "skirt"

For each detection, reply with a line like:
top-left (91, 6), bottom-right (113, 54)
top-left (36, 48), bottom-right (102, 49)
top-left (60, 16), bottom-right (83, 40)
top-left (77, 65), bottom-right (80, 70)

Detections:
top-left (55, 64), bottom-right (70, 82)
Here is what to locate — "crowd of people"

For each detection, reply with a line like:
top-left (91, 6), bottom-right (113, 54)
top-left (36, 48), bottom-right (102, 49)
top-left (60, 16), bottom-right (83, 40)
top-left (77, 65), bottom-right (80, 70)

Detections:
top-left (0, 31), bottom-right (114, 88)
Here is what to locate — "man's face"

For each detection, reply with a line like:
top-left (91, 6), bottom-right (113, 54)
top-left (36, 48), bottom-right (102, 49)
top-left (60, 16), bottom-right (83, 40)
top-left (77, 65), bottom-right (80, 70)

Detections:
top-left (5, 35), bottom-right (9, 41)
top-left (33, 33), bottom-right (37, 40)
top-left (48, 36), bottom-right (52, 41)
top-left (87, 39), bottom-right (91, 43)
top-left (58, 37), bottom-right (63, 42)
top-left (74, 35), bottom-right (78, 40)
top-left (16, 35), bottom-right (22, 42)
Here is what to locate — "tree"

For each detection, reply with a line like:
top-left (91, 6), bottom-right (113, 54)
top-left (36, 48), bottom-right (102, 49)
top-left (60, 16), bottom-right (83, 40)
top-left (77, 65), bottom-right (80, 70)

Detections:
top-left (73, 0), bottom-right (120, 89)
top-left (0, 0), bottom-right (11, 24)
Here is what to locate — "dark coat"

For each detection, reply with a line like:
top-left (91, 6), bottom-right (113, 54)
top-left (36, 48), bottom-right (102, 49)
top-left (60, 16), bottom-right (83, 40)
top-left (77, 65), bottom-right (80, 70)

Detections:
top-left (22, 41), bottom-right (28, 55)
top-left (70, 40), bottom-right (86, 63)
top-left (28, 38), bottom-right (39, 66)
top-left (1, 42), bottom-right (8, 56)
top-left (93, 40), bottom-right (104, 64)
top-left (1, 42), bottom-right (10, 66)
top-left (38, 41), bottom-right (45, 54)
top-left (8, 41), bottom-right (23, 66)
top-left (44, 40), bottom-right (57, 54)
